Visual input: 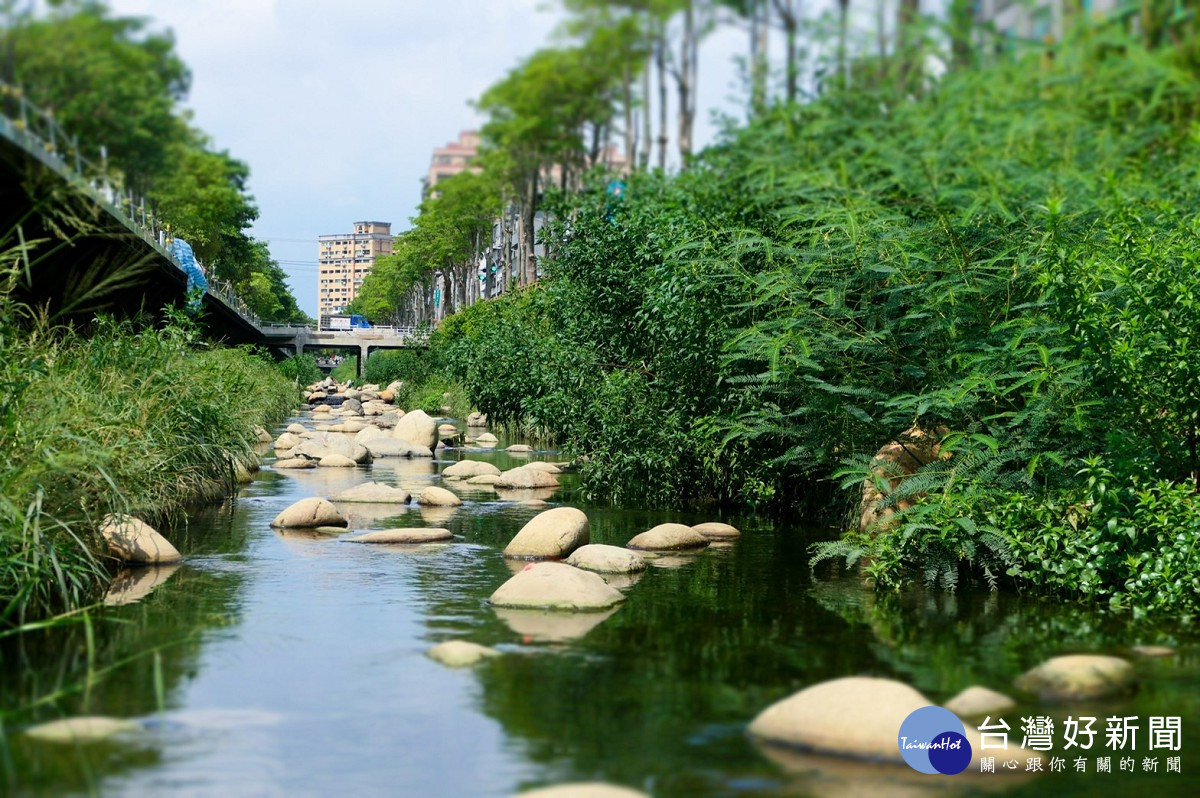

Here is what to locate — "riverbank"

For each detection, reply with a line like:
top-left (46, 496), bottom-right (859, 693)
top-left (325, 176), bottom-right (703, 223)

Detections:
top-left (0, 311), bottom-right (298, 625)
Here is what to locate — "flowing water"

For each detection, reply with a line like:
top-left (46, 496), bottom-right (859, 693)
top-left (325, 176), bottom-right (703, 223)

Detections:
top-left (3, 415), bottom-right (1199, 797)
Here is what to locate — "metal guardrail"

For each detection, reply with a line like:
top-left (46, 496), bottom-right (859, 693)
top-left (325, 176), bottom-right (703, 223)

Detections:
top-left (0, 80), bottom-right (262, 327)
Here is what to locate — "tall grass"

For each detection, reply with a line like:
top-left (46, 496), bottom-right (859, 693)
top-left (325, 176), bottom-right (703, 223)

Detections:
top-left (0, 305), bottom-right (297, 625)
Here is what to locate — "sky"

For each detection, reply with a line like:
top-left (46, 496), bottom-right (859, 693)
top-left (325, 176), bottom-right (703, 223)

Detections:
top-left (103, 0), bottom-right (765, 318)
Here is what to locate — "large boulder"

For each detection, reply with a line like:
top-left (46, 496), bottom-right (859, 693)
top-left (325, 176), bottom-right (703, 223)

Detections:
top-left (466, 411), bottom-right (487, 426)
top-left (467, 474), bottom-right (502, 485)
top-left (859, 426), bottom-right (948, 534)
top-left (627, 523), bottom-right (709, 551)
top-left (495, 466), bottom-right (559, 489)
top-left (100, 515), bottom-right (181, 564)
top-left (365, 439), bottom-right (433, 458)
top-left (330, 482), bottom-right (411, 504)
top-left (274, 457), bottom-right (316, 469)
top-left (474, 432), bottom-right (499, 445)
top-left (692, 522), bottom-right (741, 539)
top-left (393, 409), bottom-right (437, 449)
top-left (417, 486), bottom-right (463, 507)
top-left (318, 454), bottom-right (357, 468)
top-left (943, 686), bottom-right (1016, 718)
top-left (271, 498), bottom-right (347, 528)
top-left (273, 432), bottom-right (301, 452)
top-left (345, 528), bottom-right (452, 544)
top-left (566, 544), bottom-right (646, 574)
top-left (489, 562), bottom-right (625, 611)
top-left (443, 460), bottom-right (502, 480)
top-left (503, 507), bottom-right (590, 560)
top-left (523, 461), bottom-right (562, 474)
top-left (1014, 655), bottom-right (1136, 700)
top-left (426, 640), bottom-right (498, 667)
top-left (286, 423), bottom-right (307, 435)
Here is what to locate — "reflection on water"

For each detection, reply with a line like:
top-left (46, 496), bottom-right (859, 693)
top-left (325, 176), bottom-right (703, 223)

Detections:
top-left (2, 416), bottom-right (1199, 797)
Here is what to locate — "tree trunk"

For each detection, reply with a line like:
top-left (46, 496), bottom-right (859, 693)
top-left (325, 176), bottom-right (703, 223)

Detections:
top-left (750, 0), bottom-right (767, 115)
top-left (641, 52), bottom-right (652, 171)
top-left (656, 28), bottom-right (668, 171)
top-left (898, 0), bottom-right (921, 91)
top-left (677, 0), bottom-right (696, 164)
top-left (948, 0), bottom-right (975, 69)
top-left (522, 171), bottom-right (538, 286)
top-left (837, 0), bottom-right (849, 89)
top-left (623, 60), bottom-right (634, 174)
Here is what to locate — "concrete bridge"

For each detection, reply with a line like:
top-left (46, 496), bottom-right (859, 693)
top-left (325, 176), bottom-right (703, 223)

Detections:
top-left (0, 81), bottom-right (421, 371)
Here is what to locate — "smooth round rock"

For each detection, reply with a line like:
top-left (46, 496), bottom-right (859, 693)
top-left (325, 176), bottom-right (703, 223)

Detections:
top-left (271, 498), bottom-right (347, 529)
top-left (566, 544), bottom-right (646, 574)
top-left (417, 486), bottom-right (463, 507)
top-left (393, 408), bottom-right (438, 448)
top-left (319, 454), bottom-right (357, 467)
top-left (274, 457), bottom-right (316, 469)
top-left (516, 785), bottom-right (649, 798)
top-left (504, 507), bottom-right (590, 560)
top-left (273, 432), bottom-right (301, 451)
top-left (426, 640), bottom-right (498, 667)
top-left (345, 528), bottom-right (452, 544)
top-left (943, 685), bottom-right (1016, 718)
top-left (475, 432), bottom-right (499, 444)
top-left (748, 677), bottom-right (927, 761)
top-left (443, 460), bottom-right (502, 479)
top-left (523, 461), bottom-right (562, 474)
top-left (495, 466), bottom-right (559, 489)
top-left (365, 439), bottom-right (433, 458)
top-left (467, 474), bottom-right (502, 485)
top-left (506, 444), bottom-right (533, 453)
top-left (489, 562), bottom-right (625, 611)
top-left (627, 523), bottom-right (709, 551)
top-left (692, 522), bottom-right (741, 539)
top-left (1132, 645), bottom-right (1175, 657)
top-left (518, 499), bottom-right (548, 507)
top-left (331, 482), bottom-right (411, 503)
top-left (100, 515), bottom-right (181, 564)
top-left (1014, 655), bottom-right (1136, 700)
top-left (25, 716), bottom-right (140, 744)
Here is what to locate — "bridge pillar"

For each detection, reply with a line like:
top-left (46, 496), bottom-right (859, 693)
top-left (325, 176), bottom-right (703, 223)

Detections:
top-left (359, 344), bottom-right (370, 380)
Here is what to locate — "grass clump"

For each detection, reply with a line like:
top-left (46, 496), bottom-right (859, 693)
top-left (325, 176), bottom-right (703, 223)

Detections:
top-left (0, 308), bottom-right (297, 625)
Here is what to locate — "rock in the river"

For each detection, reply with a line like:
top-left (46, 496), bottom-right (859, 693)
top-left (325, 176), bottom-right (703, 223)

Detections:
top-left (859, 426), bottom-right (948, 534)
top-left (254, 425), bottom-right (272, 443)
top-left (566, 544), bottom-right (646, 574)
top-left (475, 432), bottom-right (499, 445)
top-left (319, 454), bottom-right (357, 468)
top-left (331, 482), bottom-right (411, 504)
top-left (25, 716), bottom-right (141, 744)
top-left (365, 439), bottom-right (433, 458)
top-left (437, 423), bottom-right (459, 438)
top-left (516, 785), bottom-right (649, 798)
top-left (417, 486), bottom-right (463, 507)
top-left (345, 528), bottom-right (452, 544)
top-left (943, 686), bottom-right (1016, 718)
top-left (692, 522), bottom-right (741, 539)
top-left (274, 457), bottom-right (316, 469)
top-left (286, 423), bottom-right (307, 435)
top-left (494, 466), bottom-right (559, 489)
top-left (103, 564), bottom-right (181, 606)
top-left (749, 677), bottom-right (929, 761)
top-left (489, 562), bottom-right (625, 611)
top-left (503, 507), bottom-right (590, 560)
top-left (342, 418), bottom-right (368, 433)
top-left (443, 460), bottom-right (502, 479)
top-left (1132, 645), bottom-right (1175, 657)
top-left (273, 432), bottom-right (301, 451)
top-left (100, 515), bottom-right (181, 564)
top-left (627, 523), bottom-right (709, 551)
top-left (271, 498), bottom-right (347, 529)
top-left (468, 474), bottom-right (502, 485)
top-left (466, 411), bottom-right (487, 426)
top-left (426, 640), bottom-right (499, 667)
top-left (523, 461), bottom-right (562, 474)
top-left (1014, 655), bottom-right (1136, 700)
top-left (519, 499), bottom-right (548, 507)
top-left (506, 444), bottom-right (533, 453)
top-left (354, 425), bottom-right (387, 442)
top-left (393, 408), bottom-right (437, 448)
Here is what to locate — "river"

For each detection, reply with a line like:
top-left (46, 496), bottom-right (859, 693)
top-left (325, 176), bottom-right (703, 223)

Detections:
top-left (3, 412), bottom-right (1199, 796)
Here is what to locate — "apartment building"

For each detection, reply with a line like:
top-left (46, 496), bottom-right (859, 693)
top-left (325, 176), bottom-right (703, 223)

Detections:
top-left (317, 221), bottom-right (393, 318)
top-left (424, 130), bottom-right (481, 192)
top-left (976, 0), bottom-right (1122, 42)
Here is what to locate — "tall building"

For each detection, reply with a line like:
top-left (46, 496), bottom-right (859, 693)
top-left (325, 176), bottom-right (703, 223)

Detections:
top-left (317, 221), bottom-right (393, 318)
top-left (424, 130), bottom-right (480, 192)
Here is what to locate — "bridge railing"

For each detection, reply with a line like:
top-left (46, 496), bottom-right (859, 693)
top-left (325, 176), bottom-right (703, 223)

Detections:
top-left (1, 80), bottom-right (262, 328)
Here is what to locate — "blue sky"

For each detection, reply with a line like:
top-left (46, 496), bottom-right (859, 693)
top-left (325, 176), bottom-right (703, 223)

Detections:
top-left (103, 1), bottom-right (794, 316)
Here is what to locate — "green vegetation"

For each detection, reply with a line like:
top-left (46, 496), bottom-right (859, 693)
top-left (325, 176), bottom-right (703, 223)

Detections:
top-left (425, 32), bottom-right (1200, 616)
top-left (277, 353), bottom-right (323, 386)
top-left (0, 285), bottom-right (297, 625)
top-left (3, 0), bottom-right (306, 323)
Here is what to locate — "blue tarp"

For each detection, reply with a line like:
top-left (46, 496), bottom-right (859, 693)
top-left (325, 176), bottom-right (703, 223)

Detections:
top-left (168, 238), bottom-right (207, 311)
